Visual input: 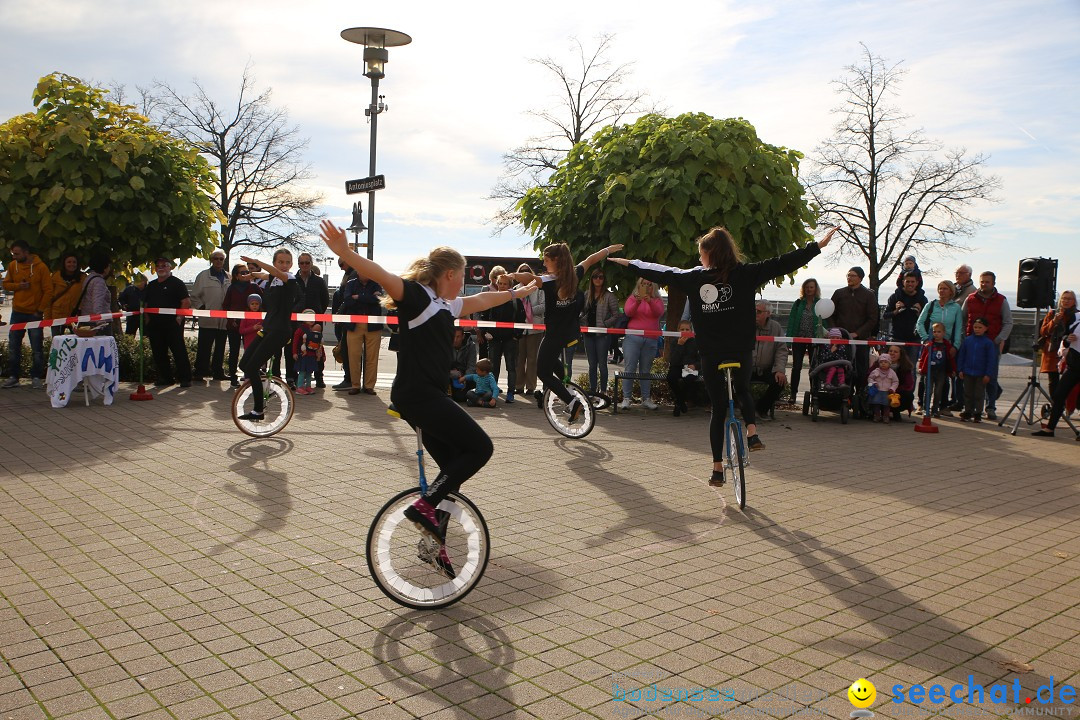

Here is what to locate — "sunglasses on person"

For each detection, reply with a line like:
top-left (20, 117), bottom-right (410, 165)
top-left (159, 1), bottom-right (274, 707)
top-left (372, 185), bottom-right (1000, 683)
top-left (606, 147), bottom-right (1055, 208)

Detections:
top-left (592, 274), bottom-right (604, 279)
top-left (298, 260), bottom-right (311, 265)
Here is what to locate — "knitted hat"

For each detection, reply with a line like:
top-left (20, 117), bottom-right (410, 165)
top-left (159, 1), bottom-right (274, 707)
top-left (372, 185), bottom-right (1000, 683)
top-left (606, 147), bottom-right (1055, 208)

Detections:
top-left (827, 327), bottom-right (842, 339)
top-left (849, 266), bottom-right (865, 280)
top-left (904, 254), bottom-right (917, 265)
top-left (877, 354), bottom-right (892, 367)
top-left (247, 294), bottom-right (262, 305)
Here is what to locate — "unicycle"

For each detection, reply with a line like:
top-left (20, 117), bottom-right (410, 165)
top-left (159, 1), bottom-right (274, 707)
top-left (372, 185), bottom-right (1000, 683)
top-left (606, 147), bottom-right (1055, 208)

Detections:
top-left (232, 374), bottom-right (294, 437)
top-left (718, 362), bottom-right (747, 510)
top-left (366, 408), bottom-right (490, 609)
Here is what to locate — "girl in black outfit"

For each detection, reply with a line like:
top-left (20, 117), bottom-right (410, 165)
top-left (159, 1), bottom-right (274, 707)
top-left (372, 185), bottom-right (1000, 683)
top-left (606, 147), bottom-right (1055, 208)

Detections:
top-left (507, 242), bottom-right (623, 420)
top-left (611, 226), bottom-right (836, 485)
top-left (319, 220), bottom-right (538, 567)
top-left (238, 250), bottom-right (300, 419)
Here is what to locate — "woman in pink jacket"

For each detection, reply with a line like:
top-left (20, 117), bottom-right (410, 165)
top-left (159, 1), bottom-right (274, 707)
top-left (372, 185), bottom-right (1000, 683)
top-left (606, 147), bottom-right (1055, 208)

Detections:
top-left (619, 277), bottom-right (666, 410)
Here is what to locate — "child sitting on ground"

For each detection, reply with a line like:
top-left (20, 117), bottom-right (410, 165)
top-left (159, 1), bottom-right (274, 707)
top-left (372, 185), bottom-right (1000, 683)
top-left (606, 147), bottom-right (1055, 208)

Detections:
top-left (464, 358), bottom-right (500, 407)
top-left (956, 316), bottom-right (997, 423)
top-left (292, 311), bottom-right (325, 395)
top-left (917, 322), bottom-right (957, 417)
top-left (821, 327), bottom-right (849, 388)
top-left (867, 353), bottom-right (899, 423)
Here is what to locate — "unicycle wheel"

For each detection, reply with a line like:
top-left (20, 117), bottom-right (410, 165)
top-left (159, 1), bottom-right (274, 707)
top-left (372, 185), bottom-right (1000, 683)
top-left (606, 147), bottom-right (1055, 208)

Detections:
top-left (725, 423), bottom-right (746, 510)
top-left (232, 377), bottom-right (294, 437)
top-left (543, 382), bottom-right (596, 439)
top-left (366, 489), bottom-right (490, 610)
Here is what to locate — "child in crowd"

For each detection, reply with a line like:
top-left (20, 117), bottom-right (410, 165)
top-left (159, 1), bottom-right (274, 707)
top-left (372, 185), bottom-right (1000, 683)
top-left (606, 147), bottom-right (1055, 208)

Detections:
top-left (666, 320), bottom-right (702, 417)
top-left (917, 322), bottom-right (957, 417)
top-left (956, 317), bottom-right (997, 423)
top-left (464, 358), bottom-right (500, 407)
top-left (821, 327), bottom-right (849, 388)
top-left (237, 295), bottom-right (264, 381)
top-left (449, 328), bottom-right (477, 402)
top-left (292, 311), bottom-right (325, 395)
top-left (867, 353), bottom-right (899, 423)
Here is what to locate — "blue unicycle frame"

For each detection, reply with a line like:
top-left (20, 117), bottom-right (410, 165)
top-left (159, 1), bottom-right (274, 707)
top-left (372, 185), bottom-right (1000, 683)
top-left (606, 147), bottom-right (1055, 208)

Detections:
top-left (718, 362), bottom-right (747, 509)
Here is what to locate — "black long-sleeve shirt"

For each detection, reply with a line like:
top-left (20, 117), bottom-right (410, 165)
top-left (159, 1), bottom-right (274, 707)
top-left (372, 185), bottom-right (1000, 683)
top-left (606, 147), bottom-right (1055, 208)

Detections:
top-left (629, 242), bottom-right (821, 359)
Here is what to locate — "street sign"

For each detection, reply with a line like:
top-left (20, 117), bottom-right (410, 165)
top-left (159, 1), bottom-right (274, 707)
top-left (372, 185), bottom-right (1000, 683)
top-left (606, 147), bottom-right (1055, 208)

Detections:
top-left (345, 175), bottom-right (386, 194)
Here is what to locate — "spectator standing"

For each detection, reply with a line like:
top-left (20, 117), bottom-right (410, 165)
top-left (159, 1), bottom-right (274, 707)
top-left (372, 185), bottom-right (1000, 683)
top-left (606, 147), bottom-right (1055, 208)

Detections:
top-left (221, 264), bottom-right (262, 387)
top-left (785, 277), bottom-right (823, 401)
top-left (619, 277), bottom-right (665, 411)
top-left (917, 280), bottom-right (964, 409)
top-left (476, 266), bottom-right (507, 361)
top-left (953, 264), bottom-right (976, 306)
top-left (756, 302), bottom-right (790, 416)
top-left (481, 273), bottom-right (524, 403)
top-left (77, 252), bottom-right (114, 336)
top-left (917, 322), bottom-right (957, 417)
top-left (341, 268), bottom-right (383, 396)
top-left (46, 253), bottom-right (85, 338)
top-left (961, 271), bottom-right (1012, 420)
top-left (143, 258), bottom-right (192, 387)
top-left (751, 301), bottom-right (788, 417)
top-left (1038, 290), bottom-right (1076, 398)
top-left (247, 261), bottom-right (267, 289)
top-left (190, 250), bottom-right (230, 381)
top-left (513, 263), bottom-right (545, 400)
top-left (118, 274), bottom-right (146, 335)
top-left (331, 258), bottom-right (357, 390)
top-left (883, 272), bottom-right (928, 368)
top-left (867, 354), bottom-right (899, 423)
top-left (2, 240), bottom-right (53, 389)
top-left (1032, 311), bottom-right (1080, 440)
top-left (580, 267), bottom-right (619, 395)
top-left (956, 317), bottom-right (998, 423)
top-left (830, 266), bottom-right (879, 393)
top-left (292, 253), bottom-right (330, 387)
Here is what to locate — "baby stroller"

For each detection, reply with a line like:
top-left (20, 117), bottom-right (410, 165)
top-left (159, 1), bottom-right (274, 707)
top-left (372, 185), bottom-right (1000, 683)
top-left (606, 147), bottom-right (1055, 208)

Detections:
top-left (802, 328), bottom-right (855, 424)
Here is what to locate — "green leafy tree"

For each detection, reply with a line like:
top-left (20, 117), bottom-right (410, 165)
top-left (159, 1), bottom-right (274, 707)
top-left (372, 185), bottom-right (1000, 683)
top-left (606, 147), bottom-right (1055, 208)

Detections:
top-left (0, 73), bottom-right (221, 270)
top-left (519, 112), bottom-right (818, 320)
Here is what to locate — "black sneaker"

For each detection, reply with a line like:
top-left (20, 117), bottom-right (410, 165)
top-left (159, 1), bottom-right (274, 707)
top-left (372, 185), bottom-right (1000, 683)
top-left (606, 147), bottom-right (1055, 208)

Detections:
top-left (567, 398), bottom-right (584, 423)
top-left (747, 435), bottom-right (764, 452)
top-left (238, 410), bottom-right (264, 421)
top-left (332, 381), bottom-right (351, 390)
top-left (1031, 429), bottom-right (1055, 437)
top-left (709, 471), bottom-right (726, 487)
top-left (404, 498), bottom-right (445, 544)
top-left (230, 379), bottom-right (240, 388)
top-left (533, 390), bottom-right (544, 408)
top-left (315, 381), bottom-right (326, 389)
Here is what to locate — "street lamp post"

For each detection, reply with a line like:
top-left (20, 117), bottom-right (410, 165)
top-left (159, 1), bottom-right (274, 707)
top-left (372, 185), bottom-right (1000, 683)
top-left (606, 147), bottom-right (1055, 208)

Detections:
top-left (340, 26), bottom-right (412, 261)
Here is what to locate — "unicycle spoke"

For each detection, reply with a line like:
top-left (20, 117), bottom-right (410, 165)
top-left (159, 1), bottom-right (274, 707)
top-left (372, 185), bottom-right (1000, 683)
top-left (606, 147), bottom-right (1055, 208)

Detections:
top-left (367, 489), bottom-right (490, 610)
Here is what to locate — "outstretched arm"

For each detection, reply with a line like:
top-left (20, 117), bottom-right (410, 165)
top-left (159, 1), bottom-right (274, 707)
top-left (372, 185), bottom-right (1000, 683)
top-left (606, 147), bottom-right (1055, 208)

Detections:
top-left (319, 220), bottom-right (404, 302)
top-left (240, 255), bottom-right (289, 283)
top-left (460, 282), bottom-right (539, 316)
top-left (580, 244), bottom-right (624, 272)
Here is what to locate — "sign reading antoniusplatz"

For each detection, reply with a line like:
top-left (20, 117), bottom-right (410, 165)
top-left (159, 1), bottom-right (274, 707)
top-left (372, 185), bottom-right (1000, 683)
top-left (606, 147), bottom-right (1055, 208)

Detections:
top-left (345, 175), bottom-right (386, 194)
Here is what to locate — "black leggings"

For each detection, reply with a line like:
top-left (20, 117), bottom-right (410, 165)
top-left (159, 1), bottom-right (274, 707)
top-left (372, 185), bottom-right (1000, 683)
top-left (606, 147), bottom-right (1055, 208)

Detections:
top-left (701, 350), bottom-right (756, 462)
top-left (537, 332), bottom-right (574, 404)
top-left (239, 329), bottom-right (290, 412)
top-left (1047, 351), bottom-right (1080, 431)
top-left (394, 393), bottom-right (494, 506)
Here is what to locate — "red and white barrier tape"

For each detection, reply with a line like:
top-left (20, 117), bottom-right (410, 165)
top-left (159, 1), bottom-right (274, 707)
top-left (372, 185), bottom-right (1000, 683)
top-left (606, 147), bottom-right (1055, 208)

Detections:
top-left (5, 307), bottom-right (919, 347)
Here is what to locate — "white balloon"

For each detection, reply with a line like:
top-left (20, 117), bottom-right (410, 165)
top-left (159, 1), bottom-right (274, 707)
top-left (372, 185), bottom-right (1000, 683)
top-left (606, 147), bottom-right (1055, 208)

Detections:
top-left (815, 298), bottom-right (835, 320)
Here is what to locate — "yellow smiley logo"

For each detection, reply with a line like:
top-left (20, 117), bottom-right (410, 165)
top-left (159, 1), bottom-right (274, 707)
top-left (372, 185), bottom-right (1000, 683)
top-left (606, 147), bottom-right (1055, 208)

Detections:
top-left (848, 678), bottom-right (876, 708)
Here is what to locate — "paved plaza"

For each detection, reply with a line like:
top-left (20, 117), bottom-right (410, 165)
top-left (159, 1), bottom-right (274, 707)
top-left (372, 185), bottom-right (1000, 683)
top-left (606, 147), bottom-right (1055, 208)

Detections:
top-left (1, 343), bottom-right (1078, 720)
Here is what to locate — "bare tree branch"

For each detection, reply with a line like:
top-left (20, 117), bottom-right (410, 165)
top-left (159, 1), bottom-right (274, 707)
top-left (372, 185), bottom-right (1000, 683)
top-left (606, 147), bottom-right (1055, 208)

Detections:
top-left (488, 34), bottom-right (664, 234)
top-left (805, 44), bottom-right (1000, 298)
top-left (141, 63), bottom-right (324, 263)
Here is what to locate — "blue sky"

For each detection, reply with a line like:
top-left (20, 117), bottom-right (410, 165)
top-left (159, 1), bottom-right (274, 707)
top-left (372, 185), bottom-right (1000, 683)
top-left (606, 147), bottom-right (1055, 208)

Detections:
top-left (1, 0), bottom-right (1077, 302)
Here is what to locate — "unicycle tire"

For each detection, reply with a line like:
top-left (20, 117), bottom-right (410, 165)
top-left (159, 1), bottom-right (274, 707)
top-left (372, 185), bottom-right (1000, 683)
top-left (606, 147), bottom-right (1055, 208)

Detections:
top-left (232, 377), bottom-right (294, 438)
top-left (543, 382), bottom-right (596, 439)
top-left (725, 423), bottom-right (746, 510)
top-left (367, 489), bottom-right (490, 610)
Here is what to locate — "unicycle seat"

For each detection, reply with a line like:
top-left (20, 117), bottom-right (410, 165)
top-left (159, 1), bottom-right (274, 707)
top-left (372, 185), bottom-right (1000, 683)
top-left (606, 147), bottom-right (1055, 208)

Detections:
top-left (717, 362), bottom-right (742, 370)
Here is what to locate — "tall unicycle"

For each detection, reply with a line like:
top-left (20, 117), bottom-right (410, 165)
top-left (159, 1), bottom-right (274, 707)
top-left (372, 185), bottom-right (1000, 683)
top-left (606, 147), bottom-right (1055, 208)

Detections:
top-left (543, 381), bottom-right (596, 439)
top-left (366, 409), bottom-right (491, 610)
top-left (232, 375), bottom-right (294, 437)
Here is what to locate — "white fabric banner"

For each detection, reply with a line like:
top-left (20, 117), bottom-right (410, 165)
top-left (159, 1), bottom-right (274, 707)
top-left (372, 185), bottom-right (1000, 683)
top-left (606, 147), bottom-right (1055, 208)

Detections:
top-left (46, 336), bottom-right (120, 408)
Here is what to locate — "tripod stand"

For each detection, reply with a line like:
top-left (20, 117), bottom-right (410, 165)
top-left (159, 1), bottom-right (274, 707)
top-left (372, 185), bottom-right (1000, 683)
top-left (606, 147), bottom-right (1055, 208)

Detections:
top-left (999, 307), bottom-right (1079, 436)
